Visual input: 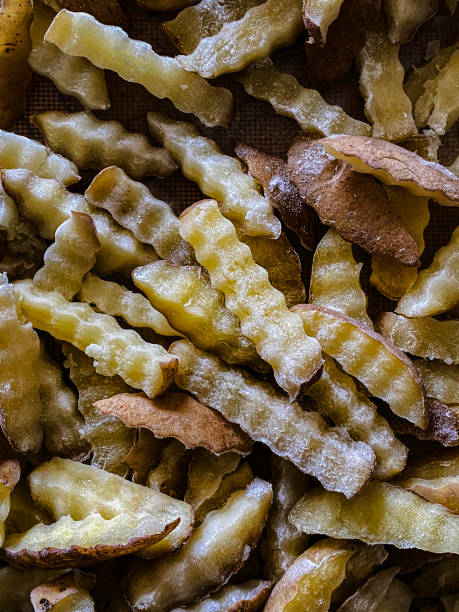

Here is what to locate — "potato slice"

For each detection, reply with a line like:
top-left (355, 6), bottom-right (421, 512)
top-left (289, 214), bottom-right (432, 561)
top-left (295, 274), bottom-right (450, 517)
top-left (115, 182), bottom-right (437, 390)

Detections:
top-left (30, 572), bottom-right (95, 611)
top-left (290, 481), bottom-right (459, 553)
top-left (94, 392), bottom-right (252, 455)
top-left (374, 579), bottom-right (413, 612)
top-left (43, 0), bottom-right (126, 26)
top-left (414, 360), bottom-right (459, 404)
top-left (44, 10), bottom-right (232, 128)
top-left (409, 556), bottom-right (459, 598)
top-left (127, 478), bottom-right (272, 610)
top-left (177, 0), bottom-right (302, 78)
top-left (321, 135), bottom-right (459, 207)
top-left (236, 61), bottom-right (371, 137)
top-left (14, 280), bottom-right (177, 398)
top-left (147, 112), bottom-right (280, 238)
top-left (376, 312), bottom-right (459, 365)
top-left (293, 304), bottom-right (427, 428)
top-left (332, 544), bottom-right (388, 605)
top-left (309, 229), bottom-right (372, 327)
top-left (303, 0), bottom-right (345, 42)
top-left (172, 579), bottom-right (271, 612)
top-left (28, 2), bottom-right (109, 111)
top-left (338, 567), bottom-right (399, 611)
top-left (33, 111), bottom-right (176, 180)
top-left (384, 0), bottom-right (438, 44)
top-left (287, 136), bottom-right (419, 265)
top-left (170, 339), bottom-right (375, 497)
top-left (85, 166), bottom-right (194, 265)
top-left (0, 459), bottom-right (20, 545)
top-left (0, 567), bottom-right (63, 612)
top-left (146, 439), bottom-right (192, 500)
top-left (125, 429), bottom-right (165, 486)
top-left (308, 355), bottom-right (407, 479)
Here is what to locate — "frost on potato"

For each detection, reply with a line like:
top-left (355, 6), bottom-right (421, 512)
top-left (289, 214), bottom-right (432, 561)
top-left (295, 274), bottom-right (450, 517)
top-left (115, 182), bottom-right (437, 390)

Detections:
top-left (414, 359), bottom-right (459, 405)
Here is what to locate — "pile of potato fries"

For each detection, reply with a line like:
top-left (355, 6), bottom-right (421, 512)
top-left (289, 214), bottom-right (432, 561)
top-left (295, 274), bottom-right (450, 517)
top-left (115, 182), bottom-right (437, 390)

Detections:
top-left (0, 0), bottom-right (458, 610)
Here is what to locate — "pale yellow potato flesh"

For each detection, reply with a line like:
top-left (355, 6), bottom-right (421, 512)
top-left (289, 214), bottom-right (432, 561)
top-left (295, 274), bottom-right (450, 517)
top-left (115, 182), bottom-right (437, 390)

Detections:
top-left (290, 481), bottom-right (459, 553)
top-left (126, 479), bottom-right (272, 611)
top-left (147, 112), bottom-right (280, 238)
top-left (384, 0), bottom-right (438, 44)
top-left (44, 10), bottom-right (233, 127)
top-left (0, 460), bottom-right (20, 546)
top-left (236, 61), bottom-right (371, 137)
top-left (374, 579), bottom-right (413, 612)
top-left (13, 280), bottom-right (177, 398)
top-left (1, 169), bottom-right (157, 276)
top-left (170, 339), bottom-right (375, 497)
top-left (179, 199), bottom-right (323, 399)
top-left (30, 573), bottom-right (95, 612)
top-left (338, 567), bottom-right (399, 612)
top-left (304, 0), bottom-right (345, 42)
top-left (172, 579), bottom-right (271, 612)
top-left (293, 304), bottom-right (427, 428)
top-left (309, 229), bottom-right (372, 327)
top-left (414, 360), bottom-right (459, 404)
top-left (177, 0), bottom-right (303, 78)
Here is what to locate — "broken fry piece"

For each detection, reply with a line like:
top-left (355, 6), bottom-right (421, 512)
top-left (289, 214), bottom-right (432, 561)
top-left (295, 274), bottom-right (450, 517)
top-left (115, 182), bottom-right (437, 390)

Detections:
top-left (30, 572), bottom-right (95, 612)
top-left (0, 460), bottom-right (20, 546)
top-left (303, 0), bottom-right (345, 43)
top-left (338, 567), bottom-right (399, 612)
top-left (384, 0), bottom-right (438, 44)
top-left (173, 579), bottom-right (271, 612)
top-left (414, 360), bottom-right (459, 405)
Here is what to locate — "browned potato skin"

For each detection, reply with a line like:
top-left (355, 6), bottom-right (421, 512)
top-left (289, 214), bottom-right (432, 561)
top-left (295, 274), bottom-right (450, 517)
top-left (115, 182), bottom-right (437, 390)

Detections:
top-left (43, 0), bottom-right (127, 27)
top-left (30, 572), bottom-right (93, 610)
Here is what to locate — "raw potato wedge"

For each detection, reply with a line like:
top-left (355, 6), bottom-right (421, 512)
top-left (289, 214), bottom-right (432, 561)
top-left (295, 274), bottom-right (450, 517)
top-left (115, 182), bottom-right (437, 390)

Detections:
top-left (2, 169), bottom-right (157, 276)
top-left (0, 567), bottom-right (64, 612)
top-left (42, 0), bottom-right (127, 27)
top-left (0, 0), bottom-right (33, 129)
top-left (0, 460), bottom-right (20, 546)
top-left (236, 61), bottom-right (371, 137)
top-left (290, 481), bottom-right (459, 553)
top-left (126, 479), bottom-right (272, 611)
top-left (309, 229), bottom-right (372, 327)
top-left (94, 392), bottom-right (252, 455)
top-left (414, 360), bottom-right (459, 404)
top-left (179, 199), bottom-right (323, 399)
top-left (303, 0), bottom-right (345, 42)
top-left (28, 2), bottom-right (110, 111)
top-left (287, 136), bottom-right (419, 265)
top-left (85, 166), bottom-right (194, 265)
top-left (146, 439), bottom-right (191, 500)
top-left (374, 579), bottom-right (413, 612)
top-left (33, 212), bottom-right (100, 301)
top-left (384, 0), bottom-right (438, 44)
top-left (13, 280), bottom-right (177, 398)
top-left (33, 111), bottom-right (176, 180)
top-left (376, 312), bottom-right (459, 365)
top-left (44, 10), bottom-right (233, 128)
top-left (409, 556), bottom-right (459, 598)
top-left (396, 226), bottom-right (459, 317)
top-left (338, 567), bottom-right (399, 611)
top-left (147, 112), bottom-right (280, 238)
top-left (172, 579), bottom-right (271, 612)
top-left (170, 339), bottom-right (375, 497)
top-left (177, 0), bottom-right (303, 78)
top-left (292, 304), bottom-right (427, 428)
top-left (30, 572), bottom-right (95, 611)
top-left (321, 135), bottom-right (459, 207)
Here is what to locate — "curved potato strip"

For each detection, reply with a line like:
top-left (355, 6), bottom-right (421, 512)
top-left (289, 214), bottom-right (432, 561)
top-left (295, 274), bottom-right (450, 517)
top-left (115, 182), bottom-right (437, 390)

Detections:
top-left (309, 229), bottom-right (372, 327)
top-left (338, 567), bottom-right (399, 612)
top-left (85, 166), bottom-right (194, 265)
top-left (147, 112), bottom-right (280, 238)
top-left (290, 481), bottom-right (459, 553)
top-left (405, 41), bottom-right (459, 104)
top-left (172, 579), bottom-right (271, 612)
top-left (384, 0), bottom-right (438, 44)
top-left (45, 10), bottom-right (233, 128)
top-left (304, 0), bottom-right (345, 42)
top-left (14, 280), bottom-right (177, 398)
top-left (236, 61), bottom-right (371, 137)
top-left (179, 199), bottom-right (323, 399)
top-left (30, 573), bottom-right (95, 612)
top-left (0, 460), bottom-right (20, 546)
top-left (414, 360), bottom-right (459, 404)
top-left (293, 304), bottom-right (426, 427)
top-left (170, 339), bottom-right (375, 497)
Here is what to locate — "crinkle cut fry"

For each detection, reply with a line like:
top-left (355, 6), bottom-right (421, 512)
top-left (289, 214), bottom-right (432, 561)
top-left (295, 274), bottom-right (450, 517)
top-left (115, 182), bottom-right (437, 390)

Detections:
top-left (414, 360), bottom-right (459, 405)
top-left (178, 199), bottom-right (323, 399)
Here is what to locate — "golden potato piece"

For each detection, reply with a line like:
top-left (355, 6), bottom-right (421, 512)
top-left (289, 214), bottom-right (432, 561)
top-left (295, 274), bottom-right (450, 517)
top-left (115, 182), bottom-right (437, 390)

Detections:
top-left (290, 480), bottom-right (459, 553)
top-left (321, 135), bottom-right (459, 207)
top-left (414, 360), bottom-right (459, 404)
top-left (338, 567), bottom-right (400, 611)
top-left (14, 280), bottom-right (177, 398)
top-left (172, 579), bottom-right (271, 612)
top-left (0, 567), bottom-right (64, 612)
top-left (384, 0), bottom-right (438, 44)
top-left (236, 61), bottom-right (371, 137)
top-left (409, 556), bottom-right (459, 598)
top-left (43, 0), bottom-right (127, 26)
top-left (170, 339), bottom-right (375, 497)
top-left (146, 439), bottom-right (191, 500)
top-left (45, 10), bottom-right (232, 128)
top-left (293, 304), bottom-right (427, 428)
top-left (303, 0), bottom-right (345, 42)
top-left (0, 459), bottom-right (20, 545)
top-left (287, 136), bottom-right (419, 265)
top-left (30, 572), bottom-right (95, 611)
top-left (179, 199), bottom-right (323, 399)
top-left (125, 429), bottom-right (165, 486)
top-left (126, 478), bottom-right (272, 610)
top-left (374, 579), bottom-right (413, 612)
top-left (147, 112), bottom-right (280, 238)
top-left (94, 392), bottom-right (252, 455)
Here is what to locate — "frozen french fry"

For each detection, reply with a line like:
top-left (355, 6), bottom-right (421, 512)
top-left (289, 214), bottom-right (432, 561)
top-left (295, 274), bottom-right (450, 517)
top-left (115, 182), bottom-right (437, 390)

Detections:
top-left (30, 572), bottom-right (95, 612)
top-left (332, 544), bottom-right (388, 605)
top-left (414, 360), bottom-right (459, 405)
top-left (125, 429), bottom-right (164, 486)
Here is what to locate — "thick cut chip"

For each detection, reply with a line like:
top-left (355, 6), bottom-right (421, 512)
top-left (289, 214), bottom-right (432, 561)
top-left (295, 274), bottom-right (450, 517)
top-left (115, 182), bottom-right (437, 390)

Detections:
top-left (30, 572), bottom-right (95, 611)
top-left (33, 212), bottom-right (100, 301)
top-left (0, 460), bottom-right (20, 546)
top-left (0, 0), bottom-right (33, 129)
top-left (321, 135), bottom-right (459, 207)
top-left (45, 10), bottom-right (232, 128)
top-left (374, 579), bottom-right (413, 612)
top-left (236, 61), bottom-right (371, 137)
top-left (95, 392), bottom-right (252, 455)
top-left (409, 556), bottom-right (459, 598)
top-left (170, 339), bottom-right (375, 497)
top-left (2, 169), bottom-right (157, 276)
top-left (292, 304), bottom-right (427, 428)
top-left (309, 229), bottom-right (372, 327)
top-left (28, 2), bottom-right (109, 111)
top-left (85, 166), bottom-right (194, 265)
top-left (332, 544), bottom-right (388, 605)
top-left (290, 481), bottom-right (459, 553)
top-left (384, 0), bottom-right (438, 44)
top-left (172, 579), bottom-right (271, 612)
top-left (146, 439), bottom-right (191, 500)
top-left (303, 0), bottom-right (345, 42)
top-left (133, 261), bottom-right (263, 369)
top-left (14, 280), bottom-right (177, 398)
top-left (127, 479), bottom-right (272, 611)
top-left (0, 274), bottom-right (43, 453)
top-left (338, 567), bottom-right (399, 612)
top-left (0, 567), bottom-right (64, 612)
top-left (177, 0), bottom-right (303, 78)
top-left (179, 199), bottom-right (323, 399)
top-left (308, 355), bottom-right (407, 479)
top-left (358, 22), bottom-right (417, 141)
top-left (376, 312), bottom-right (459, 365)
top-left (287, 136), bottom-right (419, 265)
top-left (147, 112), bottom-right (280, 238)
top-left (42, 0), bottom-right (127, 26)
top-left (414, 360), bottom-right (459, 404)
